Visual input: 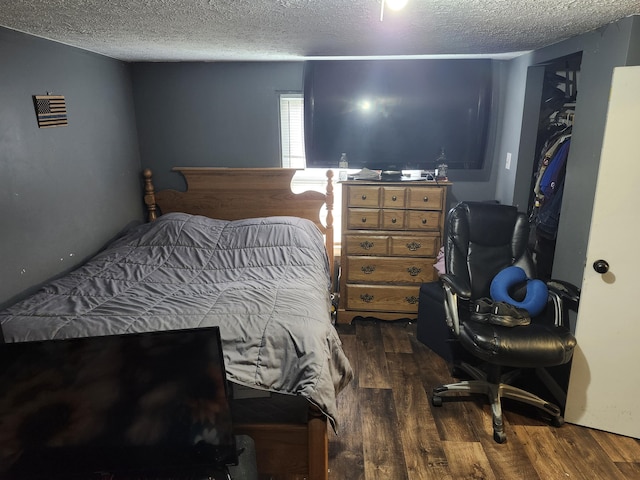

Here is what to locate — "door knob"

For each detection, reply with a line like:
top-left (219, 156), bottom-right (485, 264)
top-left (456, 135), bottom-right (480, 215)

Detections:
top-left (593, 259), bottom-right (609, 274)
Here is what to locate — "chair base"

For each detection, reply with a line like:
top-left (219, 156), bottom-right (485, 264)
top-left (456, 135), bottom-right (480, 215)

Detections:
top-left (432, 363), bottom-right (564, 443)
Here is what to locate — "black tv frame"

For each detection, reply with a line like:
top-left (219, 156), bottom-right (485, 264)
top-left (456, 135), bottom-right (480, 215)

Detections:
top-left (304, 58), bottom-right (492, 171)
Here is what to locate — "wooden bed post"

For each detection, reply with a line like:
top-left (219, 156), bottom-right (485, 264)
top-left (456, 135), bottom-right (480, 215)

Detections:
top-left (142, 169), bottom-right (158, 222)
top-left (308, 405), bottom-right (330, 480)
top-left (325, 169), bottom-right (335, 283)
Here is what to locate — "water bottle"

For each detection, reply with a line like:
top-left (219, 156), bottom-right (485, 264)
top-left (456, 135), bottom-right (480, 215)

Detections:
top-left (338, 153), bottom-right (349, 181)
top-left (435, 148), bottom-right (448, 179)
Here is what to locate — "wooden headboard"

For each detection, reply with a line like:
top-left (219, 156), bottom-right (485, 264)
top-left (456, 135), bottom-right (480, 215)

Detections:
top-left (143, 167), bottom-right (335, 278)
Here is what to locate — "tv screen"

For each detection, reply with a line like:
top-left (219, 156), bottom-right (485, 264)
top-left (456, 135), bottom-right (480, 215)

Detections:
top-left (304, 59), bottom-right (492, 171)
top-left (0, 327), bottom-right (236, 480)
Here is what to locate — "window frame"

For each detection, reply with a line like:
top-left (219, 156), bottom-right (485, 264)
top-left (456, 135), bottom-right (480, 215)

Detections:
top-left (278, 92), bottom-right (306, 169)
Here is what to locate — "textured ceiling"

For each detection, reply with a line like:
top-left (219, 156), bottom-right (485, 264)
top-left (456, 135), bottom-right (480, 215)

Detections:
top-left (1, 0), bottom-right (638, 62)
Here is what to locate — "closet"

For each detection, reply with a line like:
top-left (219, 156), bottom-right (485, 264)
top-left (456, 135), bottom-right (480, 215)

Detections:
top-left (521, 53), bottom-right (582, 408)
top-left (528, 53), bottom-right (582, 281)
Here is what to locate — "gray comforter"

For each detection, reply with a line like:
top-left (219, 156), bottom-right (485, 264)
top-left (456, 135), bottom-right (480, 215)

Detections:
top-left (0, 213), bottom-right (353, 429)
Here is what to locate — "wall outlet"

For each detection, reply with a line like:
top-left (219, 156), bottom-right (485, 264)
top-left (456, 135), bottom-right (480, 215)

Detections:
top-left (505, 152), bottom-right (512, 170)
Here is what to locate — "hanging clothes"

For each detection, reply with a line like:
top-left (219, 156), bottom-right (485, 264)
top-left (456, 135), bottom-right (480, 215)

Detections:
top-left (530, 128), bottom-right (572, 280)
top-left (532, 129), bottom-right (572, 203)
top-left (539, 138), bottom-right (570, 206)
top-left (528, 59), bottom-right (579, 281)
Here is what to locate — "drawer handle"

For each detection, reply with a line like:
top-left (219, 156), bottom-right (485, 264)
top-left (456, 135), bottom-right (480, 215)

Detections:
top-left (361, 217), bottom-right (367, 223)
top-left (360, 240), bottom-right (374, 250)
top-left (406, 241), bottom-right (422, 251)
top-left (361, 194), bottom-right (367, 200)
top-left (392, 195), bottom-right (397, 201)
top-left (360, 293), bottom-right (374, 303)
top-left (361, 265), bottom-right (376, 274)
top-left (423, 196), bottom-right (429, 202)
top-left (407, 266), bottom-right (422, 276)
top-left (405, 295), bottom-right (419, 305)
top-left (422, 218), bottom-right (428, 225)
top-left (391, 218), bottom-right (397, 224)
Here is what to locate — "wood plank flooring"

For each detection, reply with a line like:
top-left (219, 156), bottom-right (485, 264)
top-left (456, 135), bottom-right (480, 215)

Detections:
top-left (328, 319), bottom-right (640, 480)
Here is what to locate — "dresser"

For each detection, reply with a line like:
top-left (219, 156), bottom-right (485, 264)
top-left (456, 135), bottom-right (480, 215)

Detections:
top-left (337, 180), bottom-right (450, 324)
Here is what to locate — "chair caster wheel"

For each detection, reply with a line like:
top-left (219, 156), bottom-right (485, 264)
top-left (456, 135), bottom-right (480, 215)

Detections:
top-left (551, 415), bottom-right (564, 427)
top-left (493, 430), bottom-right (507, 443)
top-left (432, 395), bottom-right (443, 407)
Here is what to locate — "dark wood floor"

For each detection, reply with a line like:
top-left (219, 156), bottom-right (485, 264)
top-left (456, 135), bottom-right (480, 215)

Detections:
top-left (328, 319), bottom-right (640, 480)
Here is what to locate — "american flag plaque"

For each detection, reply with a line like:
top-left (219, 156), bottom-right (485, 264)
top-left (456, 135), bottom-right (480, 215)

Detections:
top-left (33, 95), bottom-right (68, 128)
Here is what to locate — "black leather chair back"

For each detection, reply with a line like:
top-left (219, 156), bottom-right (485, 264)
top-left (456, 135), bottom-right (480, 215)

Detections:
top-left (445, 202), bottom-right (535, 299)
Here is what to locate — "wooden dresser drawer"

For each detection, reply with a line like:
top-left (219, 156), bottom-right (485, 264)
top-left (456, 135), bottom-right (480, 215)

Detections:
top-left (344, 234), bottom-right (389, 255)
top-left (389, 234), bottom-right (439, 256)
top-left (381, 187), bottom-right (407, 208)
top-left (345, 284), bottom-right (421, 313)
top-left (347, 186), bottom-right (380, 207)
top-left (346, 256), bottom-right (437, 283)
top-left (381, 209), bottom-right (406, 229)
top-left (375, 210), bottom-right (442, 231)
top-left (346, 208), bottom-right (381, 229)
top-left (406, 186), bottom-right (444, 210)
top-left (406, 210), bottom-right (441, 230)
top-left (345, 234), bottom-right (439, 257)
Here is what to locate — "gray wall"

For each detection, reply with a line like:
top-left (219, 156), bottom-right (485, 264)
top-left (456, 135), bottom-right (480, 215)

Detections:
top-left (493, 58), bottom-right (543, 209)
top-left (499, 16), bottom-right (640, 287)
top-left (627, 15), bottom-right (640, 65)
top-left (132, 60), bottom-right (502, 204)
top-left (131, 62), bottom-right (304, 191)
top-left (0, 28), bottom-right (142, 308)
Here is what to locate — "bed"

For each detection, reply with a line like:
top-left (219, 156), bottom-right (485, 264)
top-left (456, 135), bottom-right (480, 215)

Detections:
top-left (0, 167), bottom-right (352, 480)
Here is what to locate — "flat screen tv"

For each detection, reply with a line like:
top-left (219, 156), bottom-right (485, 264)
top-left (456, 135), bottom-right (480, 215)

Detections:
top-left (0, 327), bottom-right (237, 480)
top-left (304, 59), bottom-right (492, 171)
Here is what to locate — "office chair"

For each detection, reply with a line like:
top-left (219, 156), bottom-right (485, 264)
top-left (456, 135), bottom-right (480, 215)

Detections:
top-left (431, 201), bottom-right (579, 443)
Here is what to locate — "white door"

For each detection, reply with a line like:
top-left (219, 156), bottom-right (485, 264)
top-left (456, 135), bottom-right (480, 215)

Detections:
top-left (564, 66), bottom-right (640, 438)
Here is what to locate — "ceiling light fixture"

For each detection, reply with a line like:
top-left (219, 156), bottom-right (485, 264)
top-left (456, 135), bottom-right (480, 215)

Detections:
top-left (380, 0), bottom-right (408, 21)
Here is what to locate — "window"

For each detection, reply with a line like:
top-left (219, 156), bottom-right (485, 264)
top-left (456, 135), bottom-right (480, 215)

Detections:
top-left (279, 92), bottom-right (344, 250)
top-left (279, 93), bottom-right (305, 169)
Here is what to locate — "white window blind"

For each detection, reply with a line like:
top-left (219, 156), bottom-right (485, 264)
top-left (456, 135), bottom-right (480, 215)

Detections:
top-left (279, 93), bottom-right (306, 169)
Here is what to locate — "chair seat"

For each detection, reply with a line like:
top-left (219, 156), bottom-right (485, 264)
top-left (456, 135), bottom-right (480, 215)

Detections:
top-left (459, 321), bottom-right (576, 368)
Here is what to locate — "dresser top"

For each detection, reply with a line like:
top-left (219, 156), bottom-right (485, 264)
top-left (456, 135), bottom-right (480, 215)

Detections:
top-left (340, 179), bottom-right (452, 186)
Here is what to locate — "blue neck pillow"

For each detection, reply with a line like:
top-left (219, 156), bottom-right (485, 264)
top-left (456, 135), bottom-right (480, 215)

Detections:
top-left (489, 266), bottom-right (548, 317)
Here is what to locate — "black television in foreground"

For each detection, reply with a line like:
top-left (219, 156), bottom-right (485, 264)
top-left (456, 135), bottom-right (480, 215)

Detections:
top-left (304, 59), bottom-right (492, 171)
top-left (0, 327), bottom-right (237, 480)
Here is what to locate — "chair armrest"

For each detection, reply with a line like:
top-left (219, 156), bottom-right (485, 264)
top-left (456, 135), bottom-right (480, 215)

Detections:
top-left (440, 274), bottom-right (472, 300)
top-left (440, 273), bottom-right (473, 336)
top-left (547, 279), bottom-right (580, 310)
top-left (546, 279), bottom-right (581, 328)
top-left (441, 282), bottom-right (460, 335)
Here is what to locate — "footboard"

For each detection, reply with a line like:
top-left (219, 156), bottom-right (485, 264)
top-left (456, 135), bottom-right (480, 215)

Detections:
top-left (234, 406), bottom-right (328, 480)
